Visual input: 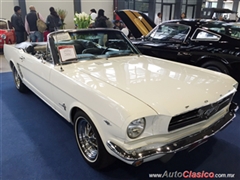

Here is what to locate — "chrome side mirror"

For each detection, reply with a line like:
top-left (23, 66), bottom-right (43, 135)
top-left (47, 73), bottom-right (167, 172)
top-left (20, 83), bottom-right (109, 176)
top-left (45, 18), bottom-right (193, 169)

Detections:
top-left (141, 35), bottom-right (145, 39)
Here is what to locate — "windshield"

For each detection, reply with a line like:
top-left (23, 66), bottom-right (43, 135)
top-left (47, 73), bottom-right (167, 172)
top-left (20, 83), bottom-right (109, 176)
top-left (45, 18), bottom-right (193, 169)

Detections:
top-left (0, 20), bottom-right (8, 29)
top-left (146, 23), bottom-right (190, 43)
top-left (229, 24), bottom-right (240, 39)
top-left (202, 22), bottom-right (240, 39)
top-left (49, 30), bottom-right (139, 64)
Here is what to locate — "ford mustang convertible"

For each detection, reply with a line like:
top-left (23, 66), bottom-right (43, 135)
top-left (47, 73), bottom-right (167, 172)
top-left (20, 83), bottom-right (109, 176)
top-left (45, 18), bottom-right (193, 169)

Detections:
top-left (4, 29), bottom-right (238, 169)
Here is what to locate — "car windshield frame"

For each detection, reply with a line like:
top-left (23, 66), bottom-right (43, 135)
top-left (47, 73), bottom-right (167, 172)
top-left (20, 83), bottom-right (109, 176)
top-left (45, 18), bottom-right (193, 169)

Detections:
top-left (0, 19), bottom-right (8, 30)
top-left (145, 23), bottom-right (191, 43)
top-left (48, 29), bottom-right (140, 65)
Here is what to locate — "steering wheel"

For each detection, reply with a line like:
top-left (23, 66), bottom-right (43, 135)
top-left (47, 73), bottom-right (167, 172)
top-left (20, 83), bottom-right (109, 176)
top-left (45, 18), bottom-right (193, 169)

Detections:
top-left (101, 47), bottom-right (110, 55)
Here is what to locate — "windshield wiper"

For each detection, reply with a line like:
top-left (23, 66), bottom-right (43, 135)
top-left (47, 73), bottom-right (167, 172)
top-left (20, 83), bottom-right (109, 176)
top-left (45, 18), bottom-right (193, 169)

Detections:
top-left (61, 58), bottom-right (79, 64)
top-left (106, 52), bottom-right (136, 58)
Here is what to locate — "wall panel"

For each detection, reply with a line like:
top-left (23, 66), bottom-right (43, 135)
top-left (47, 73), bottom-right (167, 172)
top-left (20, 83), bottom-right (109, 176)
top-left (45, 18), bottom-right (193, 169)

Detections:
top-left (1, 0), bottom-right (19, 19)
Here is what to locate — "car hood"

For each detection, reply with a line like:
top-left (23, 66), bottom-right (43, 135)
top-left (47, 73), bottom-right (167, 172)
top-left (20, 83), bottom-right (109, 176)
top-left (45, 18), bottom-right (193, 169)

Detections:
top-left (68, 55), bottom-right (237, 116)
top-left (116, 10), bottom-right (155, 38)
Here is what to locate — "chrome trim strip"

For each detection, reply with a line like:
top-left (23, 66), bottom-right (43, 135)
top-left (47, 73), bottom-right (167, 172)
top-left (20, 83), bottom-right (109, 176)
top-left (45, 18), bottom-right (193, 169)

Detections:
top-left (107, 102), bottom-right (238, 164)
top-left (191, 28), bottom-right (221, 42)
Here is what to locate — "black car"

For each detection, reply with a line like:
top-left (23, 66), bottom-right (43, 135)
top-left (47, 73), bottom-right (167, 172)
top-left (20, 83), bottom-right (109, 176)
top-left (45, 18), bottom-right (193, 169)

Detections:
top-left (116, 10), bottom-right (240, 82)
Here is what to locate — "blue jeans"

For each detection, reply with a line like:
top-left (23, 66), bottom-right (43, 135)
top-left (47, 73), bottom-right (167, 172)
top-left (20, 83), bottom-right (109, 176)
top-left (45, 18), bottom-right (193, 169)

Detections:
top-left (15, 31), bottom-right (25, 44)
top-left (29, 31), bottom-right (43, 42)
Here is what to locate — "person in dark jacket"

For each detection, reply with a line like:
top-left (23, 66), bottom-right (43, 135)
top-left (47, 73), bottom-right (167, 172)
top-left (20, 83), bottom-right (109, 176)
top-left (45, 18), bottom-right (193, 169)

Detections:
top-left (11, 6), bottom-right (25, 43)
top-left (25, 5), bottom-right (45, 42)
top-left (95, 9), bottom-right (108, 28)
top-left (46, 7), bottom-right (62, 32)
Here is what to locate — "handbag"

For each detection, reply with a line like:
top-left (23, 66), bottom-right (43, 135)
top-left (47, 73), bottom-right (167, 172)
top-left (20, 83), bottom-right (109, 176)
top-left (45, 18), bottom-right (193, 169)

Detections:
top-left (36, 12), bottom-right (47, 33)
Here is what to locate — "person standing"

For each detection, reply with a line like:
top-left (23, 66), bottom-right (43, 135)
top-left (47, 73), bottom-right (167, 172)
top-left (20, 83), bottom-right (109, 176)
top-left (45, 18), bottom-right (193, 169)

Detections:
top-left (95, 9), bottom-right (111, 28)
top-left (113, 20), bottom-right (122, 30)
top-left (11, 6), bottom-right (25, 43)
top-left (25, 5), bottom-right (44, 42)
top-left (46, 7), bottom-right (62, 32)
top-left (154, 12), bottom-right (162, 25)
top-left (114, 7), bottom-right (121, 21)
top-left (180, 12), bottom-right (186, 19)
top-left (90, 9), bottom-right (97, 21)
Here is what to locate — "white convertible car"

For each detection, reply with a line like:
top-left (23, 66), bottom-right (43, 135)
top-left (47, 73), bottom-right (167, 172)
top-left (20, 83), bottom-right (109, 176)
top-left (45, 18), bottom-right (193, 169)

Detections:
top-left (4, 29), bottom-right (238, 169)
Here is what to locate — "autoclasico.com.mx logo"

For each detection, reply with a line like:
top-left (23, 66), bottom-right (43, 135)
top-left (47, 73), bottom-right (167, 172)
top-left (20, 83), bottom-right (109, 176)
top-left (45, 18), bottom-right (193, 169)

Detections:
top-left (149, 170), bottom-right (236, 178)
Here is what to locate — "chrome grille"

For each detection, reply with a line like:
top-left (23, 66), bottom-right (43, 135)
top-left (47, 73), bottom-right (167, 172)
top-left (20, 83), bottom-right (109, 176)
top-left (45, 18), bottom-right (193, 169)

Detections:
top-left (168, 94), bottom-right (234, 132)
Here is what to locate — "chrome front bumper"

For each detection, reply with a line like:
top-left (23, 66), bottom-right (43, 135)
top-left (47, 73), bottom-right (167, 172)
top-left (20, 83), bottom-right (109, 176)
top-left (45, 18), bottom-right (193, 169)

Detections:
top-left (107, 102), bottom-right (238, 166)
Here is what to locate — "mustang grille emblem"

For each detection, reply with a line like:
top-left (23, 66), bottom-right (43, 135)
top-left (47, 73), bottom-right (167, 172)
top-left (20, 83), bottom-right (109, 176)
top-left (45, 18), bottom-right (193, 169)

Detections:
top-left (198, 104), bottom-right (220, 119)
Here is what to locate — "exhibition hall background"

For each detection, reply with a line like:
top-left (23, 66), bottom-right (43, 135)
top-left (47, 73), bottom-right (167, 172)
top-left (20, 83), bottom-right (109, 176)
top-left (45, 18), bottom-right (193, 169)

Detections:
top-left (1, 0), bottom-right (240, 30)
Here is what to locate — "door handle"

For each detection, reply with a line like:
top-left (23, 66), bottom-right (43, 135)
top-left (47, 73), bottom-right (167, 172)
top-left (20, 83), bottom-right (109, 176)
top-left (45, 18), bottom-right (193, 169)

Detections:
top-left (178, 52), bottom-right (190, 56)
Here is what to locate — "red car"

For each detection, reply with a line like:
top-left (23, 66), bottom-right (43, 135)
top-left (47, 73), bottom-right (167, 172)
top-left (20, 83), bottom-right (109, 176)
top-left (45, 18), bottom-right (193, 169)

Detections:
top-left (0, 18), bottom-right (16, 49)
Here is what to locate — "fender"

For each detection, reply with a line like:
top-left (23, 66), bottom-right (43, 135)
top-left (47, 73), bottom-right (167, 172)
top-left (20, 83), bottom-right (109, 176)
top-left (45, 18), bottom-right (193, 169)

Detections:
top-left (9, 60), bottom-right (25, 79)
top-left (196, 55), bottom-right (232, 69)
top-left (68, 102), bottom-right (126, 156)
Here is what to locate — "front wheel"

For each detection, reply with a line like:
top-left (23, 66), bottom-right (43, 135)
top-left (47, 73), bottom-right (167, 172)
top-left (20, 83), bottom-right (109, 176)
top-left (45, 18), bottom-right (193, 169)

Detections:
top-left (201, 61), bottom-right (229, 74)
top-left (74, 111), bottom-right (115, 169)
top-left (12, 65), bottom-right (27, 92)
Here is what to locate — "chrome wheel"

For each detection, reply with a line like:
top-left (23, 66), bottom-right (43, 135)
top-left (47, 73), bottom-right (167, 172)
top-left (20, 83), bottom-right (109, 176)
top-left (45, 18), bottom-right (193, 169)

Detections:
top-left (14, 68), bottom-right (21, 89)
top-left (12, 65), bottom-right (27, 93)
top-left (76, 117), bottom-right (98, 162)
top-left (74, 111), bottom-right (115, 169)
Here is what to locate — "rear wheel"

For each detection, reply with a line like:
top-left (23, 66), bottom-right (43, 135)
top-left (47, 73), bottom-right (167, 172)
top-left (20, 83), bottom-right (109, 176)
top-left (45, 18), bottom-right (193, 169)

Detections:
top-left (12, 65), bottom-right (27, 92)
top-left (201, 61), bottom-right (229, 74)
top-left (74, 111), bottom-right (115, 169)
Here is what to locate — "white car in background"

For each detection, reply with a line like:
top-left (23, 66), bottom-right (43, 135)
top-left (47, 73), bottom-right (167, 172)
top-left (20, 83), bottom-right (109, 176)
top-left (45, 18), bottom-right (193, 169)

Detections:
top-left (4, 29), bottom-right (238, 169)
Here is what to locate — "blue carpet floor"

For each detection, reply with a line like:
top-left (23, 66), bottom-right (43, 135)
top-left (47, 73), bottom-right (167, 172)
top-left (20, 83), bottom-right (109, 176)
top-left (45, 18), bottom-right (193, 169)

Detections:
top-left (1, 72), bottom-right (240, 180)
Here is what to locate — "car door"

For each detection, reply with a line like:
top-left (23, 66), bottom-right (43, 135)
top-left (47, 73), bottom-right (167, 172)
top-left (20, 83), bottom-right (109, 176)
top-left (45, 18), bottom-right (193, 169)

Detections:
top-left (17, 47), bottom-right (55, 107)
top-left (189, 28), bottom-right (222, 62)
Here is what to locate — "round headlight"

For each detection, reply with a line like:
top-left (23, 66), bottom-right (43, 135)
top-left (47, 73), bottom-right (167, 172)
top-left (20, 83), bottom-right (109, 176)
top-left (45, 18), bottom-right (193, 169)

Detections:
top-left (1, 34), bottom-right (6, 40)
top-left (127, 118), bottom-right (146, 139)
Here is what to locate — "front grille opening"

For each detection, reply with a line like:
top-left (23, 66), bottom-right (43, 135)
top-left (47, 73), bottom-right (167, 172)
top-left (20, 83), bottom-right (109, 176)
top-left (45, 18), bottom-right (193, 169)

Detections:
top-left (168, 94), bottom-right (233, 132)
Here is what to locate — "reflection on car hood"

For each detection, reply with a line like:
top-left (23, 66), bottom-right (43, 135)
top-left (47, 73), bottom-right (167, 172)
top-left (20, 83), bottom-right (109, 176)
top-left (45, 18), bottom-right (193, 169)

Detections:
top-left (69, 55), bottom-right (237, 116)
